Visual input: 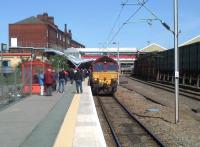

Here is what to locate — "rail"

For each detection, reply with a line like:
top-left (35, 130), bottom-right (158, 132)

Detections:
top-left (127, 76), bottom-right (200, 101)
top-left (96, 95), bottom-right (166, 147)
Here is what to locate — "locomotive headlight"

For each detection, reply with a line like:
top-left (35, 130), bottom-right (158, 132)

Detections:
top-left (93, 78), bottom-right (99, 84)
top-left (94, 78), bottom-right (99, 81)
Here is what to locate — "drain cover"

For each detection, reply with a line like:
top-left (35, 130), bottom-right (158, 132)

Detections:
top-left (192, 108), bottom-right (200, 113)
top-left (146, 108), bottom-right (160, 112)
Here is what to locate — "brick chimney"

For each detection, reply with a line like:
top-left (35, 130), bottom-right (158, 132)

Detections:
top-left (43, 13), bottom-right (48, 21)
top-left (37, 13), bottom-right (49, 23)
top-left (68, 29), bottom-right (72, 39)
top-left (64, 24), bottom-right (67, 33)
top-left (48, 16), bottom-right (54, 24)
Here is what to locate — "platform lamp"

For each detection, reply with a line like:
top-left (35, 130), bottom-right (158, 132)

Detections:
top-left (30, 48), bottom-right (34, 95)
top-left (112, 42), bottom-right (120, 85)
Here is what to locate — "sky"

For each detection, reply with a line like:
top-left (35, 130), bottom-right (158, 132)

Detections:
top-left (0, 0), bottom-right (200, 50)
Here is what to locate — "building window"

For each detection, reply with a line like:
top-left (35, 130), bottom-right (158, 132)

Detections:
top-left (57, 33), bottom-right (58, 38)
top-left (67, 39), bottom-right (70, 45)
top-left (46, 30), bottom-right (48, 37)
top-left (2, 61), bottom-right (10, 67)
top-left (63, 37), bottom-right (65, 42)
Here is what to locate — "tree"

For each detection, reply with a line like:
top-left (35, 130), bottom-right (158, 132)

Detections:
top-left (48, 55), bottom-right (69, 71)
top-left (17, 57), bottom-right (31, 69)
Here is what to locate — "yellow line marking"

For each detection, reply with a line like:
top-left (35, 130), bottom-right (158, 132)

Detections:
top-left (53, 94), bottom-right (80, 147)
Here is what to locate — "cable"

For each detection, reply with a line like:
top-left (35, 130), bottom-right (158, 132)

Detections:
top-left (104, 0), bottom-right (129, 48)
top-left (136, 0), bottom-right (161, 21)
top-left (108, 0), bottom-right (149, 46)
top-left (104, 8), bottom-right (124, 47)
top-left (136, 0), bottom-right (173, 33)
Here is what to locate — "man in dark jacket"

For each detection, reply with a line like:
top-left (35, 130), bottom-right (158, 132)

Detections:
top-left (74, 68), bottom-right (83, 93)
top-left (69, 68), bottom-right (75, 84)
top-left (59, 69), bottom-right (65, 93)
top-left (44, 68), bottom-right (54, 96)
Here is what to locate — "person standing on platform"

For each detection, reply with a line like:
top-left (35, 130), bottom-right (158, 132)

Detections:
top-left (69, 67), bottom-right (75, 84)
top-left (44, 68), bottom-right (54, 96)
top-left (52, 70), bottom-right (58, 91)
top-left (64, 70), bottom-right (68, 85)
top-left (38, 71), bottom-right (44, 96)
top-left (59, 69), bottom-right (65, 93)
top-left (74, 68), bottom-right (83, 93)
top-left (55, 70), bottom-right (59, 92)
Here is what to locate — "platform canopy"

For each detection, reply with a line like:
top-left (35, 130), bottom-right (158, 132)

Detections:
top-left (44, 48), bottom-right (93, 67)
top-left (66, 55), bottom-right (93, 67)
top-left (44, 48), bottom-right (64, 56)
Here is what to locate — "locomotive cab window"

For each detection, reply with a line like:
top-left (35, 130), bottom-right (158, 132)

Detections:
top-left (107, 63), bottom-right (118, 71)
top-left (93, 63), bottom-right (104, 71)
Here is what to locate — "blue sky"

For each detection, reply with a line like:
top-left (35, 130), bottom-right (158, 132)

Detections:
top-left (0, 0), bottom-right (200, 49)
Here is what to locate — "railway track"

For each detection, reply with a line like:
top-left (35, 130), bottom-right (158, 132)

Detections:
top-left (96, 95), bottom-right (166, 147)
top-left (127, 77), bottom-right (200, 101)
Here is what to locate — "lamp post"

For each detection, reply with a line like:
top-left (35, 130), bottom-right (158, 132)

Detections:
top-left (30, 48), bottom-right (34, 95)
top-left (113, 42), bottom-right (120, 85)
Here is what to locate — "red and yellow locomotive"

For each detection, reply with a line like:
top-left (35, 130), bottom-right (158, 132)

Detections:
top-left (90, 56), bottom-right (119, 95)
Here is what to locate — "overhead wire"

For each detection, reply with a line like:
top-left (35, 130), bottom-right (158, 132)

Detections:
top-left (136, 0), bottom-right (162, 21)
top-left (107, 0), bottom-right (149, 46)
top-left (104, 0), bottom-right (129, 48)
top-left (136, 0), bottom-right (173, 33)
top-left (100, 0), bottom-right (150, 57)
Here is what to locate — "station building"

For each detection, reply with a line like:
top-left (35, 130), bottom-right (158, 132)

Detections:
top-left (1, 13), bottom-right (86, 73)
top-left (9, 13), bottom-right (85, 49)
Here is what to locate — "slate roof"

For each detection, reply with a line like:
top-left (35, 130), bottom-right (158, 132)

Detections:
top-left (15, 16), bottom-right (45, 24)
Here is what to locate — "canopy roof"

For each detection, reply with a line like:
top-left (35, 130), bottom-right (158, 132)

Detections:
top-left (44, 48), bottom-right (93, 67)
top-left (140, 43), bottom-right (167, 52)
top-left (179, 35), bottom-right (200, 46)
top-left (67, 55), bottom-right (93, 67)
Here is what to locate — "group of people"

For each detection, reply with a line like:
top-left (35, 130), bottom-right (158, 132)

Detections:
top-left (38, 68), bottom-right (55, 96)
top-left (38, 67), bottom-right (90, 96)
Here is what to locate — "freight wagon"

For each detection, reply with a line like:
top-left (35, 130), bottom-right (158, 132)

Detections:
top-left (133, 42), bottom-right (200, 87)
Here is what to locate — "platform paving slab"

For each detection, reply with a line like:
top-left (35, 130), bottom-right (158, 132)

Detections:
top-left (20, 84), bottom-right (76, 147)
top-left (0, 84), bottom-right (75, 147)
top-left (72, 82), bottom-right (107, 147)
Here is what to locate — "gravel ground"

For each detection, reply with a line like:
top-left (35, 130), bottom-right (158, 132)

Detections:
top-left (114, 76), bottom-right (200, 147)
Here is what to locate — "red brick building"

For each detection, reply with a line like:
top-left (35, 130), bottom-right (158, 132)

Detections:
top-left (9, 13), bottom-right (85, 49)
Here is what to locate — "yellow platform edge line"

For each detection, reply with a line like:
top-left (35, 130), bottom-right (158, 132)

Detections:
top-left (53, 94), bottom-right (80, 147)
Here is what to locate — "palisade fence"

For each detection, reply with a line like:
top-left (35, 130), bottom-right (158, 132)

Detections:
top-left (0, 67), bottom-right (28, 107)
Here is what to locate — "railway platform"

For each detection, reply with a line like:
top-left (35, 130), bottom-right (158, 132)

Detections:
top-left (0, 80), bottom-right (106, 147)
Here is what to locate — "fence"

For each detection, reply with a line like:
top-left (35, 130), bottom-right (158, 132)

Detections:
top-left (0, 67), bottom-right (25, 106)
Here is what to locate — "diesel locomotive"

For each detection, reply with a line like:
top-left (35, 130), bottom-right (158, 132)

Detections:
top-left (90, 56), bottom-right (119, 95)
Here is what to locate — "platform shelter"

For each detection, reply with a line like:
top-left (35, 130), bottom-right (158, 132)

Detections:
top-left (21, 60), bottom-right (53, 94)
